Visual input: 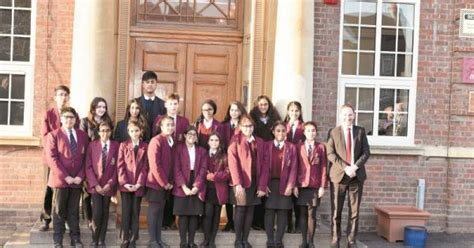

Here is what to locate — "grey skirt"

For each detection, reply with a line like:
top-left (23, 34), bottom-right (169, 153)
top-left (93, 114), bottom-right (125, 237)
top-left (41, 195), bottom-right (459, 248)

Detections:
top-left (296, 187), bottom-right (320, 207)
top-left (229, 179), bottom-right (261, 206)
top-left (265, 179), bottom-right (293, 210)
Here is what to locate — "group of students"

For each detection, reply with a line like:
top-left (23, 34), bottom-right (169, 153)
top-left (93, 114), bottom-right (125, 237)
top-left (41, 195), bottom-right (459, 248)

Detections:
top-left (40, 71), bottom-right (370, 248)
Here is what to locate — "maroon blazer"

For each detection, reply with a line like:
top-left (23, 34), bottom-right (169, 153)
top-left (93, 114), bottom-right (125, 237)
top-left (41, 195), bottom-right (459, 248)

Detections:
top-left (227, 133), bottom-right (269, 192)
top-left (152, 115), bottom-right (190, 142)
top-left (266, 140), bottom-right (298, 194)
top-left (297, 141), bottom-right (328, 189)
top-left (207, 154), bottom-right (230, 204)
top-left (286, 121), bottom-right (304, 144)
top-left (172, 143), bottom-right (208, 201)
top-left (85, 140), bottom-right (119, 196)
top-left (197, 119), bottom-right (222, 149)
top-left (221, 121), bottom-right (240, 148)
top-left (45, 128), bottom-right (89, 188)
top-left (117, 140), bottom-right (149, 197)
top-left (147, 134), bottom-right (173, 190)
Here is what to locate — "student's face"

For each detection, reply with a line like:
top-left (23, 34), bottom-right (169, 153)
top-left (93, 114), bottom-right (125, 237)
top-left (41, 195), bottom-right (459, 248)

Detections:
top-left (160, 119), bottom-right (175, 136)
top-left (54, 90), bottom-right (69, 107)
top-left (288, 104), bottom-right (301, 121)
top-left (142, 79), bottom-right (157, 94)
top-left (201, 103), bottom-right (215, 120)
top-left (127, 125), bottom-right (141, 141)
top-left (240, 119), bottom-right (254, 137)
top-left (273, 125), bottom-right (287, 142)
top-left (229, 104), bottom-right (241, 119)
top-left (95, 101), bottom-right (107, 118)
top-left (61, 112), bottom-right (76, 129)
top-left (257, 98), bottom-right (269, 114)
top-left (184, 130), bottom-right (197, 145)
top-left (304, 125), bottom-right (317, 142)
top-left (165, 99), bottom-right (179, 115)
top-left (129, 102), bottom-right (140, 118)
top-left (340, 107), bottom-right (355, 128)
top-left (208, 135), bottom-right (220, 150)
top-left (98, 125), bottom-right (112, 143)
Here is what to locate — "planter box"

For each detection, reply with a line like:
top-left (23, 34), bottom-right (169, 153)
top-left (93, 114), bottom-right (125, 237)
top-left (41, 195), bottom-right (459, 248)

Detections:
top-left (374, 205), bottom-right (430, 242)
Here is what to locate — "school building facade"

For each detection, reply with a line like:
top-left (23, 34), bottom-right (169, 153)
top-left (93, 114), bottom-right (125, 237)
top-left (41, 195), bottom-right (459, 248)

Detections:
top-left (0, 0), bottom-right (473, 233)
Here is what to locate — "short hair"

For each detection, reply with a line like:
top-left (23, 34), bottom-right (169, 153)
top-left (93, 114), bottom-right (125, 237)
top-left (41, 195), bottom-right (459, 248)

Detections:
top-left (341, 104), bottom-right (355, 113)
top-left (54, 85), bottom-right (70, 95)
top-left (303, 121), bottom-right (318, 131)
top-left (166, 93), bottom-right (180, 102)
top-left (159, 116), bottom-right (175, 127)
top-left (60, 106), bottom-right (77, 117)
top-left (142, 71), bottom-right (158, 82)
top-left (239, 114), bottom-right (256, 127)
top-left (184, 125), bottom-right (198, 135)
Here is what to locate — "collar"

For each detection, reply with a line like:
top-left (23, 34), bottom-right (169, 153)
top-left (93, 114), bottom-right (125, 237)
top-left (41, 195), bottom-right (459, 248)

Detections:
top-left (203, 118), bottom-right (213, 125)
top-left (101, 140), bottom-right (110, 148)
top-left (209, 148), bottom-right (217, 156)
top-left (274, 140), bottom-right (284, 148)
top-left (132, 140), bottom-right (140, 147)
top-left (305, 140), bottom-right (315, 147)
top-left (63, 127), bottom-right (75, 134)
top-left (168, 114), bottom-right (177, 120)
top-left (247, 135), bottom-right (255, 143)
top-left (290, 120), bottom-right (299, 127)
top-left (144, 95), bottom-right (156, 101)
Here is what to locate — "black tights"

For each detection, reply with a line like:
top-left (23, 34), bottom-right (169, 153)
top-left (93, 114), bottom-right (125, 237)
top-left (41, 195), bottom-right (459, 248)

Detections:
top-left (203, 203), bottom-right (222, 245)
top-left (234, 206), bottom-right (254, 243)
top-left (264, 209), bottom-right (288, 244)
top-left (178, 215), bottom-right (198, 245)
top-left (299, 205), bottom-right (317, 245)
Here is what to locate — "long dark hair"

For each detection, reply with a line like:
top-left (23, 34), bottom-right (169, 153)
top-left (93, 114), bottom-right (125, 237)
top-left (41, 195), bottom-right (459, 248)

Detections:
top-left (123, 99), bottom-right (149, 139)
top-left (195, 99), bottom-right (218, 125)
top-left (284, 101), bottom-right (304, 123)
top-left (301, 121), bottom-right (318, 142)
top-left (223, 101), bottom-right (247, 123)
top-left (208, 132), bottom-right (227, 169)
top-left (87, 97), bottom-right (113, 129)
top-left (249, 95), bottom-right (281, 123)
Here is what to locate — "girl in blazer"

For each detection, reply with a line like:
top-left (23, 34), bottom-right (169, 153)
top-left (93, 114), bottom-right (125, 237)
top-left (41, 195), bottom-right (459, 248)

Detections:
top-left (85, 121), bottom-right (119, 247)
top-left (152, 93), bottom-right (190, 142)
top-left (264, 121), bottom-right (298, 248)
top-left (114, 99), bottom-right (149, 143)
top-left (201, 132), bottom-right (230, 247)
top-left (146, 116), bottom-right (175, 248)
top-left (173, 126), bottom-right (208, 248)
top-left (228, 114), bottom-right (269, 248)
top-left (294, 122), bottom-right (328, 248)
top-left (117, 121), bottom-right (149, 248)
top-left (195, 99), bottom-right (222, 150)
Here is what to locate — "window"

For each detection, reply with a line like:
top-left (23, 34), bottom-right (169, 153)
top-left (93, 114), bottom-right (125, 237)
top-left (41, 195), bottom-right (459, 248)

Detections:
top-left (338, 0), bottom-right (419, 145)
top-left (0, 0), bottom-right (35, 136)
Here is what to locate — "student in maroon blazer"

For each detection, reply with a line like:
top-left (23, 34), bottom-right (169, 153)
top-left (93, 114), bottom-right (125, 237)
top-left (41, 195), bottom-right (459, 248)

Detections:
top-left (228, 114), bottom-right (269, 248)
top-left (294, 122), bottom-right (328, 248)
top-left (264, 121), bottom-right (298, 248)
top-left (85, 121), bottom-right (119, 248)
top-left (117, 121), bottom-right (149, 248)
top-left (45, 107), bottom-right (88, 248)
top-left (195, 99), bottom-right (222, 150)
top-left (172, 125), bottom-right (208, 248)
top-left (39, 85), bottom-right (79, 232)
top-left (201, 132), bottom-right (230, 247)
top-left (146, 116), bottom-right (175, 248)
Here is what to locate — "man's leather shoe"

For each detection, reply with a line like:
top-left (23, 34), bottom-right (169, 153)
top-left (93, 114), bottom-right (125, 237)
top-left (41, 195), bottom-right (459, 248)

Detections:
top-left (70, 239), bottom-right (83, 248)
top-left (159, 240), bottom-right (170, 248)
top-left (97, 241), bottom-right (106, 248)
top-left (243, 241), bottom-right (253, 248)
top-left (120, 240), bottom-right (129, 248)
top-left (53, 243), bottom-right (63, 248)
top-left (89, 241), bottom-right (98, 248)
top-left (39, 219), bottom-right (51, 232)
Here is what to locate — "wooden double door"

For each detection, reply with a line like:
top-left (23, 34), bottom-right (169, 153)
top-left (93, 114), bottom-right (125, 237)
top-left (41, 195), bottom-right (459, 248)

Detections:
top-left (131, 40), bottom-right (240, 121)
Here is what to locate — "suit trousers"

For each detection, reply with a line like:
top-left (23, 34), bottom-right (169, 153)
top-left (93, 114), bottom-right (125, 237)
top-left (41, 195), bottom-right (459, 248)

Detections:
top-left (120, 192), bottom-right (142, 242)
top-left (52, 187), bottom-right (82, 244)
top-left (41, 167), bottom-right (53, 221)
top-left (91, 194), bottom-right (111, 243)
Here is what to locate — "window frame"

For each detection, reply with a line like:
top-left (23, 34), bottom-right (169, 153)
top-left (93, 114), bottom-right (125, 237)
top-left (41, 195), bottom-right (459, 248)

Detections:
top-left (0, 0), bottom-right (36, 137)
top-left (337, 0), bottom-right (420, 146)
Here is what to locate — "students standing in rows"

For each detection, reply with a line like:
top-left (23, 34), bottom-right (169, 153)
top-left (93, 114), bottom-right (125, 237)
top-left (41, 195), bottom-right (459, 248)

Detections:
top-left (294, 122), bottom-right (328, 248)
top-left (117, 121), bottom-right (149, 248)
top-left (195, 99), bottom-right (222, 150)
top-left (115, 99), bottom-right (149, 143)
top-left (146, 116), bottom-right (175, 248)
top-left (85, 121), bottom-right (119, 248)
top-left (45, 107), bottom-right (88, 248)
top-left (264, 121), bottom-right (298, 248)
top-left (137, 71), bottom-right (165, 142)
top-left (228, 115), bottom-right (269, 248)
top-left (40, 85), bottom-right (79, 232)
top-left (201, 132), bottom-right (230, 247)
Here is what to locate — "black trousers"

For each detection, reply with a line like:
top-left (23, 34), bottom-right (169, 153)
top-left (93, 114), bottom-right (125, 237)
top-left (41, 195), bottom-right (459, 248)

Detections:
top-left (203, 203), bottom-right (222, 245)
top-left (330, 177), bottom-right (364, 243)
top-left (91, 194), bottom-right (111, 243)
top-left (163, 195), bottom-right (175, 227)
top-left (178, 215), bottom-right (199, 245)
top-left (148, 201), bottom-right (165, 243)
top-left (288, 196), bottom-right (300, 231)
top-left (299, 205), bottom-right (317, 245)
top-left (84, 193), bottom-right (93, 221)
top-left (264, 209), bottom-right (288, 244)
top-left (120, 192), bottom-right (142, 242)
top-left (52, 187), bottom-right (82, 244)
top-left (225, 203), bottom-right (234, 226)
top-left (234, 206), bottom-right (254, 243)
top-left (252, 200), bottom-right (265, 229)
top-left (41, 167), bottom-right (53, 222)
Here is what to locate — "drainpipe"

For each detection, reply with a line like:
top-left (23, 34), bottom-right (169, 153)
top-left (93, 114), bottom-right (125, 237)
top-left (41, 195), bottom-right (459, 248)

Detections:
top-left (416, 178), bottom-right (425, 210)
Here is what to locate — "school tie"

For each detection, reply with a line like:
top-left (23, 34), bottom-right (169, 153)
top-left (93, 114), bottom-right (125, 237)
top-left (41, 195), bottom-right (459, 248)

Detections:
top-left (346, 128), bottom-right (352, 164)
top-left (102, 144), bottom-right (108, 174)
top-left (133, 145), bottom-right (139, 158)
top-left (307, 144), bottom-right (312, 160)
top-left (69, 129), bottom-right (77, 156)
top-left (231, 123), bottom-right (236, 129)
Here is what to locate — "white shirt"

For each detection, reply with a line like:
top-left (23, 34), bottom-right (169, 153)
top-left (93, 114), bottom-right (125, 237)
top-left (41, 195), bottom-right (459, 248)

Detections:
top-left (247, 135), bottom-right (256, 143)
top-left (144, 95), bottom-right (156, 101)
top-left (64, 128), bottom-right (77, 142)
top-left (167, 136), bottom-right (174, 147)
top-left (230, 120), bottom-right (238, 129)
top-left (342, 125), bottom-right (354, 165)
top-left (291, 120), bottom-right (298, 139)
top-left (209, 148), bottom-right (217, 157)
top-left (260, 116), bottom-right (269, 124)
top-left (132, 140), bottom-right (140, 148)
top-left (101, 140), bottom-right (110, 154)
top-left (274, 140), bottom-right (284, 149)
top-left (203, 118), bottom-right (213, 129)
top-left (188, 145), bottom-right (196, 170)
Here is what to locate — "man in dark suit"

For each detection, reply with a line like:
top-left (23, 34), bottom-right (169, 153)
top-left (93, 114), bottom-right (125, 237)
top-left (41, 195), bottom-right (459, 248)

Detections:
top-left (327, 104), bottom-right (370, 248)
top-left (136, 71), bottom-right (165, 141)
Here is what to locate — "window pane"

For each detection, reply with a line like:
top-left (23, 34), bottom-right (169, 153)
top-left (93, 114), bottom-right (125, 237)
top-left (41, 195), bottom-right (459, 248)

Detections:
top-left (0, 74), bottom-right (9, 98)
top-left (380, 54), bottom-right (395, 76)
top-left (11, 75), bottom-right (24, 99)
top-left (343, 26), bottom-right (359, 50)
top-left (359, 88), bottom-right (374, 110)
top-left (13, 37), bottom-right (29, 61)
top-left (397, 54), bottom-right (412, 77)
top-left (345, 87), bottom-right (357, 107)
top-left (0, 36), bottom-right (11, 60)
top-left (0, 9), bottom-right (12, 34)
top-left (398, 4), bottom-right (414, 28)
top-left (0, 101), bottom-right (7, 124)
top-left (15, 0), bottom-right (31, 8)
top-left (357, 113), bottom-right (373, 135)
top-left (359, 53), bottom-right (374, 75)
top-left (344, 1), bottom-right (359, 24)
top-left (360, 2), bottom-right (376, 25)
top-left (398, 29), bottom-right (413, 52)
top-left (14, 10), bottom-right (30, 35)
top-left (378, 111), bottom-right (394, 136)
top-left (382, 3), bottom-right (397, 26)
top-left (396, 89), bottom-right (409, 112)
top-left (381, 28), bottom-right (396, 51)
top-left (10, 101), bottom-right (24, 125)
top-left (379, 88), bottom-right (395, 111)
top-left (342, 52), bottom-right (357, 75)
top-left (360, 27), bottom-right (375, 50)
top-left (394, 113), bottom-right (407, 136)
top-left (0, 0), bottom-right (11, 7)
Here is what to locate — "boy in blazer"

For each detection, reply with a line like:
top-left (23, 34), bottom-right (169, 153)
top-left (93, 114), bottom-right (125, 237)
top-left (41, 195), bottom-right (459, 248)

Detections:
top-left (117, 121), bottom-right (149, 248)
top-left (137, 71), bottom-right (165, 141)
top-left (45, 107), bottom-right (88, 248)
top-left (327, 104), bottom-right (370, 248)
top-left (85, 121), bottom-right (119, 247)
top-left (152, 93), bottom-right (190, 142)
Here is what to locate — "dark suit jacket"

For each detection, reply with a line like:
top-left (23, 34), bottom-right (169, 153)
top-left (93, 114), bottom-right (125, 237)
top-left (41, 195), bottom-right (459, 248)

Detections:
top-left (266, 140), bottom-right (298, 194)
top-left (326, 125), bottom-right (370, 183)
top-left (85, 140), bottom-right (119, 196)
top-left (117, 140), bottom-right (149, 197)
top-left (137, 95), bottom-right (165, 137)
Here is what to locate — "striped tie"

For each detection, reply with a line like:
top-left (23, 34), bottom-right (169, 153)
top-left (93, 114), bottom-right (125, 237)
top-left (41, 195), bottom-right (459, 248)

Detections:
top-left (102, 144), bottom-right (108, 174)
top-left (69, 129), bottom-right (77, 156)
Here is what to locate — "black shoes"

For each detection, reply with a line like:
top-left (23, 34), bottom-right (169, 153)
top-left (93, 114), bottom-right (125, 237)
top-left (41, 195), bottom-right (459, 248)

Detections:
top-left (53, 242), bottom-right (63, 248)
top-left (70, 239), bottom-right (83, 248)
top-left (223, 222), bottom-right (234, 232)
top-left (39, 219), bottom-right (51, 232)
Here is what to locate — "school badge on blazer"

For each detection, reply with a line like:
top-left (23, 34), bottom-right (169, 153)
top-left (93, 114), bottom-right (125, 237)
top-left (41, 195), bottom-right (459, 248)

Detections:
top-left (111, 158), bottom-right (116, 166)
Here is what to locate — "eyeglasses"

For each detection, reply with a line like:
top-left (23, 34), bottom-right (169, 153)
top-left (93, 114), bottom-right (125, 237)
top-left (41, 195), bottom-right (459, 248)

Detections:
top-left (186, 133), bottom-right (197, 137)
top-left (202, 108), bottom-right (214, 112)
top-left (99, 129), bottom-right (112, 133)
top-left (240, 124), bottom-right (253, 128)
top-left (62, 115), bottom-right (75, 119)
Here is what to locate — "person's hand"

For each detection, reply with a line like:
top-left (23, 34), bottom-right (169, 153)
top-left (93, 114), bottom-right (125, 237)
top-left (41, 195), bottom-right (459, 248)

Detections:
top-left (191, 186), bottom-right (199, 195)
top-left (207, 172), bottom-right (215, 182)
top-left (95, 185), bottom-right (103, 194)
top-left (65, 176), bottom-right (74, 185)
top-left (102, 184), bottom-right (111, 193)
top-left (165, 183), bottom-right (173, 190)
top-left (344, 166), bottom-right (356, 178)
top-left (124, 184), bottom-right (134, 192)
top-left (73, 177), bottom-right (82, 185)
top-left (318, 187), bottom-right (325, 198)
top-left (235, 184), bottom-right (245, 202)
top-left (293, 187), bottom-right (299, 198)
top-left (182, 185), bottom-right (192, 196)
top-left (284, 186), bottom-right (292, 196)
top-left (256, 190), bottom-right (266, 197)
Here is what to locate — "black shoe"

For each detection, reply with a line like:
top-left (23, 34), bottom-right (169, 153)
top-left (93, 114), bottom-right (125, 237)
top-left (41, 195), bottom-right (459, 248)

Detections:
top-left (39, 219), bottom-right (51, 232)
top-left (89, 241), bottom-right (98, 248)
top-left (223, 222), bottom-right (234, 232)
top-left (243, 241), bottom-right (253, 248)
top-left (148, 241), bottom-right (160, 248)
top-left (188, 243), bottom-right (198, 248)
top-left (129, 241), bottom-right (137, 248)
top-left (70, 239), bottom-right (83, 248)
top-left (298, 244), bottom-right (308, 248)
top-left (234, 241), bottom-right (244, 248)
top-left (266, 241), bottom-right (275, 248)
top-left (53, 242), bottom-right (63, 248)
top-left (307, 243), bottom-right (315, 248)
top-left (120, 240), bottom-right (129, 248)
top-left (179, 243), bottom-right (188, 248)
top-left (98, 241), bottom-right (106, 248)
top-left (251, 225), bottom-right (263, 231)
top-left (159, 240), bottom-right (170, 248)
top-left (208, 242), bottom-right (217, 248)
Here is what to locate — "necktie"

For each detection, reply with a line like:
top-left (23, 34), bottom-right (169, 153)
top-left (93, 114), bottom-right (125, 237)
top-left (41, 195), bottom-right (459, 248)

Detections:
top-left (346, 128), bottom-right (352, 165)
top-left (134, 145), bottom-right (139, 158)
top-left (69, 129), bottom-right (77, 156)
top-left (231, 123), bottom-right (236, 129)
top-left (307, 144), bottom-right (312, 160)
top-left (102, 144), bottom-right (108, 174)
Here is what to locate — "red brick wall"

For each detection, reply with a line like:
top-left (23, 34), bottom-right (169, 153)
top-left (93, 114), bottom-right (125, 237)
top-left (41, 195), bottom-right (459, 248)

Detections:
top-left (0, 0), bottom-right (75, 227)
